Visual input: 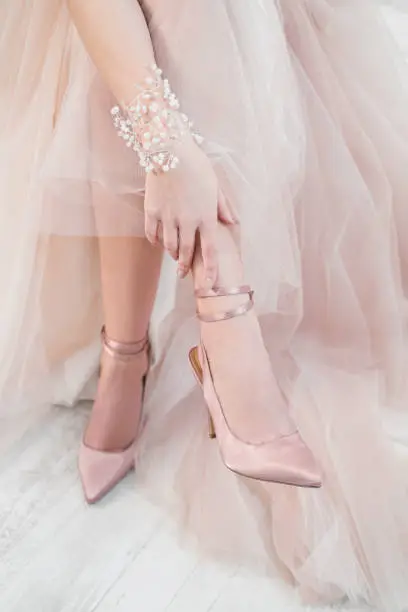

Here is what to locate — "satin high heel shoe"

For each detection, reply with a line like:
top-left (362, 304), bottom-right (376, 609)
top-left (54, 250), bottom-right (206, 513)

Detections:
top-left (78, 327), bottom-right (149, 504)
top-left (189, 286), bottom-right (322, 488)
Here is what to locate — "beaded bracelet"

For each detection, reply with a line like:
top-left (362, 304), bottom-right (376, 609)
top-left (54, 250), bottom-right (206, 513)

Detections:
top-left (110, 64), bottom-right (203, 175)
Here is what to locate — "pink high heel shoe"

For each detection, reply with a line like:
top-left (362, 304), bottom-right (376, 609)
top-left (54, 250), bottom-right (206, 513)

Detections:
top-left (189, 286), bottom-right (322, 488)
top-left (78, 327), bottom-right (149, 504)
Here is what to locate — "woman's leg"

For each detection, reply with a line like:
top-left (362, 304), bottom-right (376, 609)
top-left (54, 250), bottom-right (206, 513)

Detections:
top-left (192, 223), bottom-right (294, 441)
top-left (99, 236), bottom-right (162, 342)
top-left (85, 235), bottom-right (162, 451)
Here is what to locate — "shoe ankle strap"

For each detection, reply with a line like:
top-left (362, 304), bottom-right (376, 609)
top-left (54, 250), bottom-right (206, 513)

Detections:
top-left (195, 285), bottom-right (254, 323)
top-left (101, 326), bottom-right (149, 360)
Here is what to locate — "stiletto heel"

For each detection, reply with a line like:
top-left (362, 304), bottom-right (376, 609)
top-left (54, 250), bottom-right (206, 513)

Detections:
top-left (78, 327), bottom-right (149, 504)
top-left (190, 286), bottom-right (322, 488)
top-left (208, 412), bottom-right (216, 439)
top-left (188, 346), bottom-right (216, 439)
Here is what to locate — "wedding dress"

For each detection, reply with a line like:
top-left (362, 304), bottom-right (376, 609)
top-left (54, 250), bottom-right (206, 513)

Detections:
top-left (1, 1), bottom-right (408, 608)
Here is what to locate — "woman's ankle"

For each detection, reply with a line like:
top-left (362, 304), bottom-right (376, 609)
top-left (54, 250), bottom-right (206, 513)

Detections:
top-left (102, 323), bottom-right (149, 345)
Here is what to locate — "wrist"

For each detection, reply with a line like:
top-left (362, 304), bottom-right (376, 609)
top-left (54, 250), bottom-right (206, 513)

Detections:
top-left (111, 64), bottom-right (203, 175)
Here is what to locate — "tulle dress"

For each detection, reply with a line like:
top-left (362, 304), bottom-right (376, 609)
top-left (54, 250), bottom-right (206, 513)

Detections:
top-left (2, 0), bottom-right (408, 609)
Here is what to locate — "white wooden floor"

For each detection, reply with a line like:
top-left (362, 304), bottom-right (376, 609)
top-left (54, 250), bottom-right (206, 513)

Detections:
top-left (0, 404), bottom-right (363, 612)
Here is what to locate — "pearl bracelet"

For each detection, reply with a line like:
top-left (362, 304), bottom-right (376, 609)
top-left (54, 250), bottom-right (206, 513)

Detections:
top-left (110, 64), bottom-right (203, 175)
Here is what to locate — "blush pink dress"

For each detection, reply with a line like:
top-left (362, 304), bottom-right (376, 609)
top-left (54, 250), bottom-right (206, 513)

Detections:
top-left (2, 1), bottom-right (408, 609)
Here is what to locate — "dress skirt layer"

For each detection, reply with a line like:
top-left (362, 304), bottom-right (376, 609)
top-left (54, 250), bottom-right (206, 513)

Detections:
top-left (2, 1), bottom-right (408, 608)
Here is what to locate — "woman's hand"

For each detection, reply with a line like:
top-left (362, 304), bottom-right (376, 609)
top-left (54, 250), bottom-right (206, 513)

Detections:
top-left (144, 136), bottom-right (238, 287)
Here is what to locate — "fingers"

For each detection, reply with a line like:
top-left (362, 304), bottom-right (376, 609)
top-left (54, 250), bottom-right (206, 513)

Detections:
top-left (226, 198), bottom-right (240, 224)
top-left (145, 212), bottom-right (160, 245)
top-left (162, 220), bottom-right (179, 260)
top-left (200, 223), bottom-right (218, 289)
top-left (217, 188), bottom-right (235, 225)
top-left (145, 212), bottom-right (179, 264)
top-left (177, 227), bottom-right (196, 279)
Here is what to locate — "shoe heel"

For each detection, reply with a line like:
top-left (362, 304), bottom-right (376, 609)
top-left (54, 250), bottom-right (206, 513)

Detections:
top-left (189, 346), bottom-right (202, 383)
top-left (208, 411), bottom-right (216, 439)
top-left (189, 346), bottom-right (216, 439)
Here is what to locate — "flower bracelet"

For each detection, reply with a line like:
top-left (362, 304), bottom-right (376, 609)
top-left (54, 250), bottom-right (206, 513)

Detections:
top-left (111, 64), bottom-right (203, 175)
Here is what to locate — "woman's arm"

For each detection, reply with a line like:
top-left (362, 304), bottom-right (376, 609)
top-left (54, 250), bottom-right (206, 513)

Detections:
top-left (67, 0), bottom-right (155, 104)
top-left (67, 0), bottom-right (236, 284)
